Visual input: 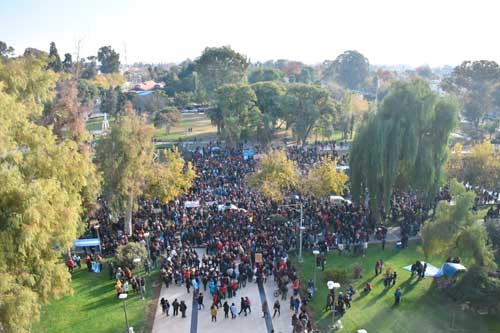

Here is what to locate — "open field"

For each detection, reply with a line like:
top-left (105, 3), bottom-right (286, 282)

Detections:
top-left (34, 266), bottom-right (159, 333)
top-left (295, 241), bottom-right (500, 333)
top-left (154, 112), bottom-right (217, 142)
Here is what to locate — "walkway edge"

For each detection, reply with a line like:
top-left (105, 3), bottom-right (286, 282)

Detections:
top-left (257, 281), bottom-right (274, 333)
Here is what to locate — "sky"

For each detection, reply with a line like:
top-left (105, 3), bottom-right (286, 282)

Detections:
top-left (1, 0), bottom-right (499, 67)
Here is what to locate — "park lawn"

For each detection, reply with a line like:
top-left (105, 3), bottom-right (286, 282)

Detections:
top-left (296, 241), bottom-right (500, 333)
top-left (33, 266), bottom-right (159, 333)
top-left (154, 112), bottom-right (217, 142)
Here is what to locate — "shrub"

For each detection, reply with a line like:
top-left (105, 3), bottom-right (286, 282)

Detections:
top-left (447, 267), bottom-right (500, 308)
top-left (352, 264), bottom-right (364, 279)
top-left (324, 268), bottom-right (350, 285)
top-left (115, 242), bottom-right (148, 269)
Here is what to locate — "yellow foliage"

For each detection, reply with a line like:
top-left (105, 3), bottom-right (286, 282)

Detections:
top-left (248, 150), bottom-right (299, 201)
top-left (304, 159), bottom-right (349, 197)
top-left (91, 72), bottom-right (126, 89)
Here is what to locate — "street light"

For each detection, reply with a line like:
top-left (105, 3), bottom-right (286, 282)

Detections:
top-left (118, 293), bottom-right (130, 333)
top-left (279, 201), bottom-right (304, 262)
top-left (143, 232), bottom-right (151, 263)
top-left (133, 258), bottom-right (144, 300)
top-left (312, 250), bottom-right (320, 289)
top-left (327, 280), bottom-right (341, 331)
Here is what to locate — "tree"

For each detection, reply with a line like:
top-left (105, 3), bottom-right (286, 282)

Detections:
top-left (96, 102), bottom-right (195, 235)
top-left (115, 243), bottom-right (148, 269)
top-left (100, 87), bottom-right (118, 115)
top-left (153, 106), bottom-right (181, 134)
top-left (350, 80), bottom-right (459, 212)
top-left (97, 46), bottom-right (121, 73)
top-left (0, 40), bottom-right (15, 59)
top-left (194, 46), bottom-right (249, 96)
top-left (62, 53), bottom-right (73, 73)
top-left (214, 83), bottom-right (261, 146)
top-left (303, 159), bottom-right (349, 197)
top-left (421, 180), bottom-right (496, 269)
top-left (80, 56), bottom-right (98, 80)
top-left (247, 150), bottom-right (299, 201)
top-left (282, 83), bottom-right (337, 145)
top-left (251, 81), bottom-right (286, 142)
top-left (48, 42), bottom-right (62, 72)
top-left (485, 219), bottom-right (500, 262)
top-left (248, 68), bottom-right (284, 84)
top-left (448, 141), bottom-right (500, 189)
top-left (0, 56), bottom-right (99, 332)
top-left (442, 60), bottom-right (500, 136)
top-left (330, 50), bottom-right (369, 90)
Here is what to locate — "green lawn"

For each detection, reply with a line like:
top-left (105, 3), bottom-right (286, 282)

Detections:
top-left (33, 265), bottom-right (159, 333)
top-left (296, 241), bottom-right (499, 333)
top-left (154, 112), bottom-right (217, 141)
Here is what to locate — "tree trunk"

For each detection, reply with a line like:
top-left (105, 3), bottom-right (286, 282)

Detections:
top-left (125, 192), bottom-right (133, 236)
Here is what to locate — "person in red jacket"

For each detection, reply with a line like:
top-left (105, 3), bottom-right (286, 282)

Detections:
top-left (66, 257), bottom-right (75, 273)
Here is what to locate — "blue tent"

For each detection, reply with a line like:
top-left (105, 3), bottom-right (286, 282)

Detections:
top-left (243, 149), bottom-right (255, 160)
top-left (439, 263), bottom-right (467, 277)
top-left (73, 238), bottom-right (101, 253)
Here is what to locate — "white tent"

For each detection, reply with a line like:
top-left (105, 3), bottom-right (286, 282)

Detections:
top-left (403, 262), bottom-right (466, 278)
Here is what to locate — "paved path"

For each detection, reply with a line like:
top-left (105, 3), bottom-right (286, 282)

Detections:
top-left (152, 249), bottom-right (295, 333)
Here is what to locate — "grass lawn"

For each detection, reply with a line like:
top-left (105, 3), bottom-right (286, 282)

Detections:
top-left (33, 265), bottom-right (159, 333)
top-left (295, 241), bottom-right (500, 333)
top-left (154, 112), bottom-right (217, 142)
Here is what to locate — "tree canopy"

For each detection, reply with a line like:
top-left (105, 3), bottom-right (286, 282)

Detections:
top-left (350, 80), bottom-right (459, 211)
top-left (303, 159), bottom-right (349, 197)
top-left (194, 46), bottom-right (249, 96)
top-left (0, 56), bottom-right (99, 332)
top-left (97, 46), bottom-right (121, 73)
top-left (329, 50), bottom-right (369, 90)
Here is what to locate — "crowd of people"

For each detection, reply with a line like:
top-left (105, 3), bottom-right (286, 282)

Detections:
top-left (79, 140), bottom-right (467, 332)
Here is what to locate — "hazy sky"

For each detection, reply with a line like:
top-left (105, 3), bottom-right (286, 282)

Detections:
top-left (1, 0), bottom-right (498, 67)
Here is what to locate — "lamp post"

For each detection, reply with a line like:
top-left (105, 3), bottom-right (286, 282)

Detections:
top-left (119, 293), bottom-right (130, 333)
top-left (133, 258), bottom-right (144, 300)
top-left (279, 201), bottom-right (304, 262)
top-left (327, 280), bottom-right (341, 331)
top-left (144, 232), bottom-right (151, 263)
top-left (312, 250), bottom-right (320, 289)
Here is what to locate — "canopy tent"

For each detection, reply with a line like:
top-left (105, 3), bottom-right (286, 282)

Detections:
top-left (184, 200), bottom-right (200, 208)
top-left (218, 202), bottom-right (247, 212)
top-left (73, 238), bottom-right (101, 253)
top-left (243, 148), bottom-right (255, 160)
top-left (329, 195), bottom-right (352, 205)
top-left (403, 262), bottom-right (466, 278)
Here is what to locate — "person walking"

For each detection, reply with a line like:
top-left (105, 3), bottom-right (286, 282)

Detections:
top-left (210, 305), bottom-right (218, 322)
top-left (180, 300), bottom-right (187, 318)
top-left (262, 301), bottom-right (268, 318)
top-left (273, 300), bottom-right (281, 318)
top-left (164, 299), bottom-right (170, 316)
top-left (223, 301), bottom-right (230, 318)
top-left (245, 297), bottom-right (252, 313)
top-left (238, 297), bottom-right (247, 316)
top-left (198, 293), bottom-right (204, 310)
top-left (394, 288), bottom-right (402, 305)
top-left (230, 303), bottom-right (238, 319)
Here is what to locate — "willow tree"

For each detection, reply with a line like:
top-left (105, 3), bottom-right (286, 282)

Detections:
top-left (247, 150), bottom-right (299, 201)
top-left (96, 102), bottom-right (195, 235)
top-left (0, 56), bottom-right (99, 332)
top-left (350, 80), bottom-right (459, 212)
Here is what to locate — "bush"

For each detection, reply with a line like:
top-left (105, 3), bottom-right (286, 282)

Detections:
top-left (447, 267), bottom-right (500, 308)
top-left (324, 268), bottom-right (350, 286)
top-left (115, 242), bottom-right (148, 269)
top-left (352, 264), bottom-right (364, 279)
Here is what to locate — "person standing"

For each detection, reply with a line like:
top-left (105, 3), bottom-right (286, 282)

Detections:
top-left (172, 299), bottom-right (179, 316)
top-left (375, 260), bottom-right (380, 276)
top-left (210, 305), bottom-right (218, 322)
top-left (262, 301), bottom-right (268, 318)
top-left (180, 300), bottom-right (187, 318)
top-left (394, 288), bottom-right (402, 305)
top-left (273, 300), bottom-right (281, 318)
top-left (164, 299), bottom-right (170, 316)
top-left (223, 301), bottom-right (230, 318)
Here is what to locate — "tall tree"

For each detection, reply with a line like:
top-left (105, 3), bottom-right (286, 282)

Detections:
top-left (282, 83), bottom-right (337, 145)
top-left (248, 68), bottom-right (284, 84)
top-left (251, 81), bottom-right (286, 142)
top-left (153, 106), bottom-right (181, 134)
top-left (350, 80), bottom-right (459, 212)
top-left (0, 56), bottom-right (99, 332)
top-left (194, 46), bottom-right (249, 96)
top-left (303, 159), bottom-right (349, 197)
top-left (96, 102), bottom-right (194, 235)
top-left (48, 42), bottom-right (62, 72)
top-left (80, 56), bottom-right (98, 80)
top-left (97, 46), bottom-right (121, 73)
top-left (0, 40), bottom-right (15, 59)
top-left (330, 50), bottom-right (369, 90)
top-left (62, 53), bottom-right (73, 73)
top-left (214, 83), bottom-right (261, 146)
top-left (442, 60), bottom-right (500, 136)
